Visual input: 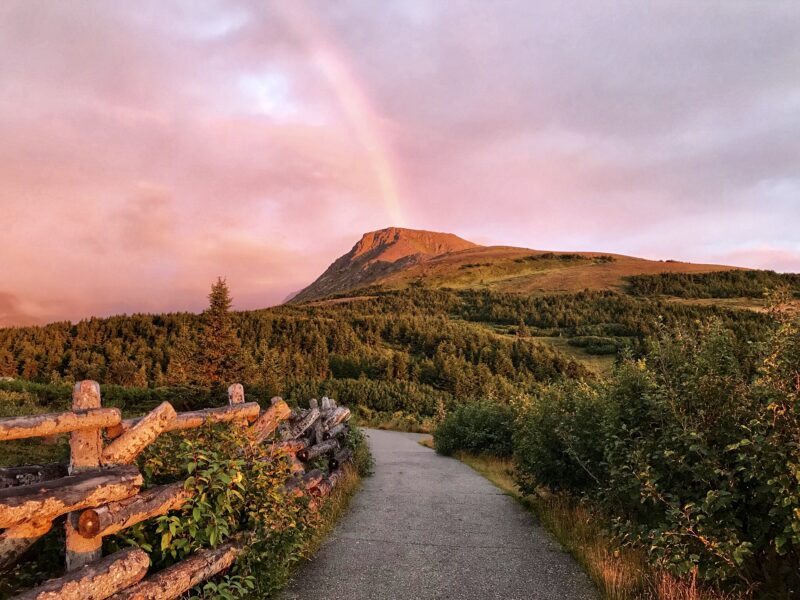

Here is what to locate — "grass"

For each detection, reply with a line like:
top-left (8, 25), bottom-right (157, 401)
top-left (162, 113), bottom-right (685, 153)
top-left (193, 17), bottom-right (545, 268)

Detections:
top-left (423, 445), bottom-right (738, 600)
top-left (355, 409), bottom-right (435, 433)
top-left (531, 336), bottom-right (617, 377)
top-left (343, 246), bottom-right (739, 299)
top-left (299, 464), bottom-right (362, 560)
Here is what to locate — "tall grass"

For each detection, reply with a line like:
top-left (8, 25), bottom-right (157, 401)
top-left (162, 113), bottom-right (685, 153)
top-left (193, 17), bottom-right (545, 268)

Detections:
top-left (299, 464), bottom-right (362, 560)
top-left (441, 449), bottom-right (738, 600)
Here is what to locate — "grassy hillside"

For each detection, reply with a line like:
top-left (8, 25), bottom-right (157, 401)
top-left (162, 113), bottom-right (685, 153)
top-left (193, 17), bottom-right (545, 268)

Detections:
top-left (291, 227), bottom-right (743, 303)
top-left (356, 248), bottom-right (740, 296)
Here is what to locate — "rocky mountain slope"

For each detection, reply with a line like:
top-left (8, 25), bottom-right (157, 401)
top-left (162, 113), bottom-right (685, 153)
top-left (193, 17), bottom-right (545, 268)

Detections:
top-left (291, 227), bottom-right (478, 302)
top-left (291, 227), bottom-right (737, 303)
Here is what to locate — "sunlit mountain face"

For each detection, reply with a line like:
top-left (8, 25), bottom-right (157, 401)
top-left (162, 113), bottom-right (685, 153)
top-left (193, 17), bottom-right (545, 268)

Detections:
top-left (1, 1), bottom-right (799, 326)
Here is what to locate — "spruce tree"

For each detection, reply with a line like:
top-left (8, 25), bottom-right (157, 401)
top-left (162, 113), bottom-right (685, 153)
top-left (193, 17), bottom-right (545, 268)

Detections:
top-left (165, 323), bottom-right (197, 385)
top-left (195, 278), bottom-right (244, 387)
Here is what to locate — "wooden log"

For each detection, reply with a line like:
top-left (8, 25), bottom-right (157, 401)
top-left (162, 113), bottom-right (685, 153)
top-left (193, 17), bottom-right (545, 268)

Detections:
top-left (0, 465), bottom-right (142, 529)
top-left (271, 439), bottom-right (307, 456)
top-left (312, 420), bottom-right (324, 444)
top-left (320, 396), bottom-right (333, 413)
top-left (109, 541), bottom-right (242, 600)
top-left (227, 383), bottom-right (244, 405)
top-left (284, 407), bottom-right (320, 440)
top-left (249, 400), bottom-right (291, 444)
top-left (0, 408), bottom-right (121, 442)
top-left (297, 438), bottom-right (339, 462)
top-left (101, 403), bottom-right (176, 465)
top-left (328, 447), bottom-right (353, 471)
top-left (328, 466), bottom-right (348, 489)
top-left (68, 380), bottom-right (104, 570)
top-left (15, 547), bottom-right (149, 600)
top-left (308, 398), bottom-right (319, 410)
top-left (77, 482), bottom-right (189, 538)
top-left (302, 468), bottom-right (324, 492)
top-left (0, 464), bottom-right (68, 489)
top-left (106, 403), bottom-right (261, 439)
top-left (323, 423), bottom-right (347, 441)
top-left (323, 407), bottom-right (351, 430)
top-left (0, 519), bottom-right (52, 571)
top-left (281, 477), bottom-right (303, 499)
top-left (311, 478), bottom-right (332, 499)
top-left (69, 381), bottom-right (103, 473)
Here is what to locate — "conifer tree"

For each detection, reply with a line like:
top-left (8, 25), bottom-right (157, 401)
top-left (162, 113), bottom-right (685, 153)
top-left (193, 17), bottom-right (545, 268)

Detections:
top-left (165, 323), bottom-right (198, 385)
top-left (0, 349), bottom-right (16, 377)
top-left (195, 278), bottom-right (244, 387)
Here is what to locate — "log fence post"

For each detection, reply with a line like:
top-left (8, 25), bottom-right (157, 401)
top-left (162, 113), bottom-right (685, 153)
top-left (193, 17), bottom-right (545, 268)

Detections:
top-left (66, 380), bottom-right (103, 570)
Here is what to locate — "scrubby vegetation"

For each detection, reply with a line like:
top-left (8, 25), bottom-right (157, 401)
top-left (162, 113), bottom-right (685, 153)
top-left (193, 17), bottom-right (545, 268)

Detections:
top-left (434, 292), bottom-right (800, 597)
top-left (0, 287), bottom-right (771, 422)
top-left (433, 401), bottom-right (515, 457)
top-left (2, 272), bottom-right (798, 596)
top-left (627, 270), bottom-right (800, 299)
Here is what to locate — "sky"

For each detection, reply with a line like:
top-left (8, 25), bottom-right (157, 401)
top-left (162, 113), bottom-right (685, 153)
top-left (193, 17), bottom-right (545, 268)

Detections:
top-left (1, 1), bottom-right (799, 326)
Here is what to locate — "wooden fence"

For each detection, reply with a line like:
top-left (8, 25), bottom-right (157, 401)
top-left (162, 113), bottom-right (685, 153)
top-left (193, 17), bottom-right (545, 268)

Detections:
top-left (0, 381), bottom-right (353, 599)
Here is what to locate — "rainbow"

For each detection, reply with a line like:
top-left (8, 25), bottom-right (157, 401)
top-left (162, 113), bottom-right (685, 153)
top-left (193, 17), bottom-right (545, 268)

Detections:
top-left (273, 3), bottom-right (406, 226)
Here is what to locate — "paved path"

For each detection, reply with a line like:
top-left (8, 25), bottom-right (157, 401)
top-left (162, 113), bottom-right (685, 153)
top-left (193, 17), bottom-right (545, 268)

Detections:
top-left (281, 429), bottom-right (598, 600)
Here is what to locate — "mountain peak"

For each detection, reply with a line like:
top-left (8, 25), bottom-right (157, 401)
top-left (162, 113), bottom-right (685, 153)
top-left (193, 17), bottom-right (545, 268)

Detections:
top-left (291, 227), bottom-right (479, 302)
top-left (351, 227), bottom-right (479, 261)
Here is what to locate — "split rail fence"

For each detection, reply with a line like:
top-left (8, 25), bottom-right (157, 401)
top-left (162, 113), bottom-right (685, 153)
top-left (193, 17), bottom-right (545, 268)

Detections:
top-left (0, 381), bottom-right (353, 599)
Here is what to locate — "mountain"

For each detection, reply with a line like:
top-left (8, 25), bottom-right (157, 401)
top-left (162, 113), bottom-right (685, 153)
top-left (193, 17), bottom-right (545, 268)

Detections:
top-left (291, 227), bottom-right (739, 303)
top-left (291, 227), bottom-right (479, 302)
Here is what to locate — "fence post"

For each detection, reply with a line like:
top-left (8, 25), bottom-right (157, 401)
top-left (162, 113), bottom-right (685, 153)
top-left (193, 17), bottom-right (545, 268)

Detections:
top-left (66, 380), bottom-right (103, 570)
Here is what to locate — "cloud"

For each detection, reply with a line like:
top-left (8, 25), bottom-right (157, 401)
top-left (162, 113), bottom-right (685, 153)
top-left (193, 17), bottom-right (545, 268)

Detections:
top-left (0, 292), bottom-right (44, 328)
top-left (0, 0), bottom-right (798, 326)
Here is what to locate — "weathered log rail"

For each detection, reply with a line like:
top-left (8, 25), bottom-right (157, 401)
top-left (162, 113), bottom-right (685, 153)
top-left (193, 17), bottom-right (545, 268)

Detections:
top-left (0, 381), bottom-right (353, 599)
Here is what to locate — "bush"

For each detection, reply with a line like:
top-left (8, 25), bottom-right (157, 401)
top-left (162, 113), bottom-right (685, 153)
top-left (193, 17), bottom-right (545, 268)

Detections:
top-left (434, 401), bottom-right (515, 457)
top-left (513, 317), bottom-right (800, 592)
top-left (567, 335), bottom-right (628, 355)
top-left (513, 382), bottom-right (606, 495)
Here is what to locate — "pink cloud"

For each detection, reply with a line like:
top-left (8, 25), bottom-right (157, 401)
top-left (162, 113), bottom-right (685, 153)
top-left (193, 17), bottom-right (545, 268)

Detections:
top-left (0, 1), bottom-right (798, 326)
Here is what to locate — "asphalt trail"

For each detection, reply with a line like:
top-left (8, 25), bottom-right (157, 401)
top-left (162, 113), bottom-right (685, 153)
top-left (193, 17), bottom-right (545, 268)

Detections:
top-left (281, 428), bottom-right (598, 600)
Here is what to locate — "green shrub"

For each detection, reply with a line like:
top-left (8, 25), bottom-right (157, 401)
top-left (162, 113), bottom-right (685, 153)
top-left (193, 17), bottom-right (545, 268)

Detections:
top-left (567, 335), bottom-right (628, 355)
top-left (513, 316), bottom-right (800, 592)
top-left (434, 401), bottom-right (515, 457)
top-left (513, 382), bottom-right (606, 495)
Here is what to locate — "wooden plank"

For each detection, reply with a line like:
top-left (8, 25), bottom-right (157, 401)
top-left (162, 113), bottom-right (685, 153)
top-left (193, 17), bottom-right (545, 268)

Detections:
top-left (101, 403), bottom-right (176, 465)
top-left (0, 465), bottom-right (142, 529)
top-left (14, 547), bottom-right (149, 600)
top-left (0, 408), bottom-right (120, 442)
top-left (109, 541), bottom-right (242, 600)
top-left (77, 482), bottom-right (189, 538)
top-left (106, 403), bottom-right (260, 440)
